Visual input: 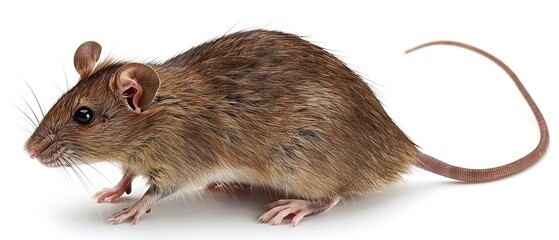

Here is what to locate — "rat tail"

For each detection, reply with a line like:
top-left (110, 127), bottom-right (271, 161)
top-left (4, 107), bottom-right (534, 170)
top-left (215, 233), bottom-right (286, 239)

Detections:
top-left (405, 41), bottom-right (549, 182)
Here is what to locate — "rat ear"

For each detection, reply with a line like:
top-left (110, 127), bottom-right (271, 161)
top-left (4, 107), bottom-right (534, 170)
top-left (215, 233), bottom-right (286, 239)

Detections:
top-left (112, 63), bottom-right (161, 113)
top-left (74, 41), bottom-right (102, 79)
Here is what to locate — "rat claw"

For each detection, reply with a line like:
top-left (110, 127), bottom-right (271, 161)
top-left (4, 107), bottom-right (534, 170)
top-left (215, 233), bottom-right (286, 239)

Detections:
top-left (132, 215), bottom-right (141, 225)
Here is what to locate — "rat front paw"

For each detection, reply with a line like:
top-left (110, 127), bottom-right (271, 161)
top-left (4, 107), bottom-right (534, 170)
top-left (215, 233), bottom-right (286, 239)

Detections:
top-left (92, 187), bottom-right (129, 203)
top-left (93, 173), bottom-right (134, 203)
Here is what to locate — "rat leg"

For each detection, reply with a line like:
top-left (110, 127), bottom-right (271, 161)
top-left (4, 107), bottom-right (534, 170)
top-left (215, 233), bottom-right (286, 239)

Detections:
top-left (93, 169), bottom-right (134, 203)
top-left (108, 185), bottom-right (169, 224)
top-left (258, 197), bottom-right (340, 226)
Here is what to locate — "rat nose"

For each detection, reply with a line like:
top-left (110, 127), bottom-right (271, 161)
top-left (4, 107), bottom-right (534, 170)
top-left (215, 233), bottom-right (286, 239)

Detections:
top-left (29, 150), bottom-right (39, 159)
top-left (26, 146), bottom-right (41, 159)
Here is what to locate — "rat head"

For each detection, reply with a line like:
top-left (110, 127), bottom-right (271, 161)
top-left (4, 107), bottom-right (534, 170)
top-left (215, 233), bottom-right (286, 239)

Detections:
top-left (24, 41), bottom-right (161, 167)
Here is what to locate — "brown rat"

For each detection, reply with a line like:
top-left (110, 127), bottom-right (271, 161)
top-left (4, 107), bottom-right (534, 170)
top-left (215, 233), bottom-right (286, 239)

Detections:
top-left (24, 30), bottom-right (549, 226)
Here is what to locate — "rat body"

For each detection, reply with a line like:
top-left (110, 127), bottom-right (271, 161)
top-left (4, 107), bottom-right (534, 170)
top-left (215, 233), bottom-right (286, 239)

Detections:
top-left (25, 30), bottom-right (548, 225)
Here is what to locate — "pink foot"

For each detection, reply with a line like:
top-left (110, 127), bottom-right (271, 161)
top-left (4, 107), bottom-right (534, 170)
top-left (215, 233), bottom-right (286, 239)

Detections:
top-left (258, 197), bottom-right (340, 226)
top-left (108, 191), bottom-right (159, 224)
top-left (93, 187), bottom-right (129, 203)
top-left (93, 173), bottom-right (133, 203)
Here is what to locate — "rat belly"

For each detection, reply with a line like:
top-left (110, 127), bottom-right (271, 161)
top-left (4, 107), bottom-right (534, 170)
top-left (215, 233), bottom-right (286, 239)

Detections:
top-left (201, 167), bottom-right (263, 186)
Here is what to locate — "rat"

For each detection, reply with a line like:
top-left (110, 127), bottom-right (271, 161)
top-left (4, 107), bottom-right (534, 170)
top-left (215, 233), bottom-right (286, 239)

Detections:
top-left (24, 29), bottom-right (549, 226)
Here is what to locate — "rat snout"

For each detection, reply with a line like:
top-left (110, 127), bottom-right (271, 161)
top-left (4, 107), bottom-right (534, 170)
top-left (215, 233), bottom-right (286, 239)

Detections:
top-left (24, 137), bottom-right (48, 160)
top-left (28, 149), bottom-right (40, 159)
top-left (25, 143), bottom-right (41, 159)
top-left (24, 135), bottom-right (59, 164)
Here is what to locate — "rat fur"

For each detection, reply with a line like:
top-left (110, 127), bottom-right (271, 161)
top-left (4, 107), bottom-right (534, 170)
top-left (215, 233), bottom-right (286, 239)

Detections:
top-left (24, 30), bottom-right (548, 225)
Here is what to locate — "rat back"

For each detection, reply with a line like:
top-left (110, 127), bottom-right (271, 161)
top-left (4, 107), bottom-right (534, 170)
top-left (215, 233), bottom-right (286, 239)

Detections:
top-left (149, 30), bottom-right (418, 198)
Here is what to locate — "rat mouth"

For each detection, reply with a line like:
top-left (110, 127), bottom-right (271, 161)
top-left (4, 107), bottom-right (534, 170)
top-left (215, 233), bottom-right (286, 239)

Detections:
top-left (46, 161), bottom-right (73, 168)
top-left (28, 139), bottom-right (72, 168)
top-left (38, 141), bottom-right (55, 156)
top-left (40, 150), bottom-right (76, 168)
top-left (39, 149), bottom-right (77, 168)
top-left (42, 146), bottom-right (84, 169)
top-left (27, 135), bottom-right (56, 160)
top-left (41, 159), bottom-right (70, 168)
top-left (27, 136), bottom-right (83, 168)
top-left (34, 142), bottom-right (56, 162)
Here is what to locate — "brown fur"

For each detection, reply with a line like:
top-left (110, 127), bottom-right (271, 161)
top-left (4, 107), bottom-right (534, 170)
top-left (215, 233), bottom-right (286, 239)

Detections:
top-left (26, 30), bottom-right (418, 200)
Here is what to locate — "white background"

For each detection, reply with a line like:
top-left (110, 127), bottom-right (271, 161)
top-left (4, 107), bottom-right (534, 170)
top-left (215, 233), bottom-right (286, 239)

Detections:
top-left (1, 0), bottom-right (557, 239)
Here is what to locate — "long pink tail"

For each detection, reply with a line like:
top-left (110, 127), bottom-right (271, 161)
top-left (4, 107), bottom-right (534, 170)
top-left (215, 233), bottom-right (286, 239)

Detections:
top-left (406, 41), bottom-right (549, 182)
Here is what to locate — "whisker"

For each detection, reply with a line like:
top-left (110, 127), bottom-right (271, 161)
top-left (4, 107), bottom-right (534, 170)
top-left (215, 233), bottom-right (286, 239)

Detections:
top-left (58, 61), bottom-right (70, 91)
top-left (60, 158), bottom-right (85, 191)
top-left (59, 158), bottom-right (105, 222)
top-left (52, 81), bottom-right (64, 94)
top-left (73, 158), bottom-right (113, 185)
top-left (17, 94), bottom-right (40, 126)
top-left (67, 158), bottom-right (97, 194)
top-left (58, 160), bottom-right (77, 196)
top-left (105, 160), bottom-right (121, 169)
top-left (63, 158), bottom-right (93, 195)
top-left (12, 104), bottom-right (38, 129)
top-left (15, 125), bottom-right (32, 135)
top-left (23, 80), bottom-right (45, 118)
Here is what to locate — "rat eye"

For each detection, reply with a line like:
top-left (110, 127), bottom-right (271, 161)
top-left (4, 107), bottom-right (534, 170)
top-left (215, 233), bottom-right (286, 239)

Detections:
top-left (73, 107), bottom-right (94, 124)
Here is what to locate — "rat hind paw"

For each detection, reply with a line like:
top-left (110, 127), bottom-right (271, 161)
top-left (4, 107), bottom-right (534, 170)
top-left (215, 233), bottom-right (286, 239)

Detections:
top-left (108, 206), bottom-right (151, 225)
top-left (257, 197), bottom-right (340, 226)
